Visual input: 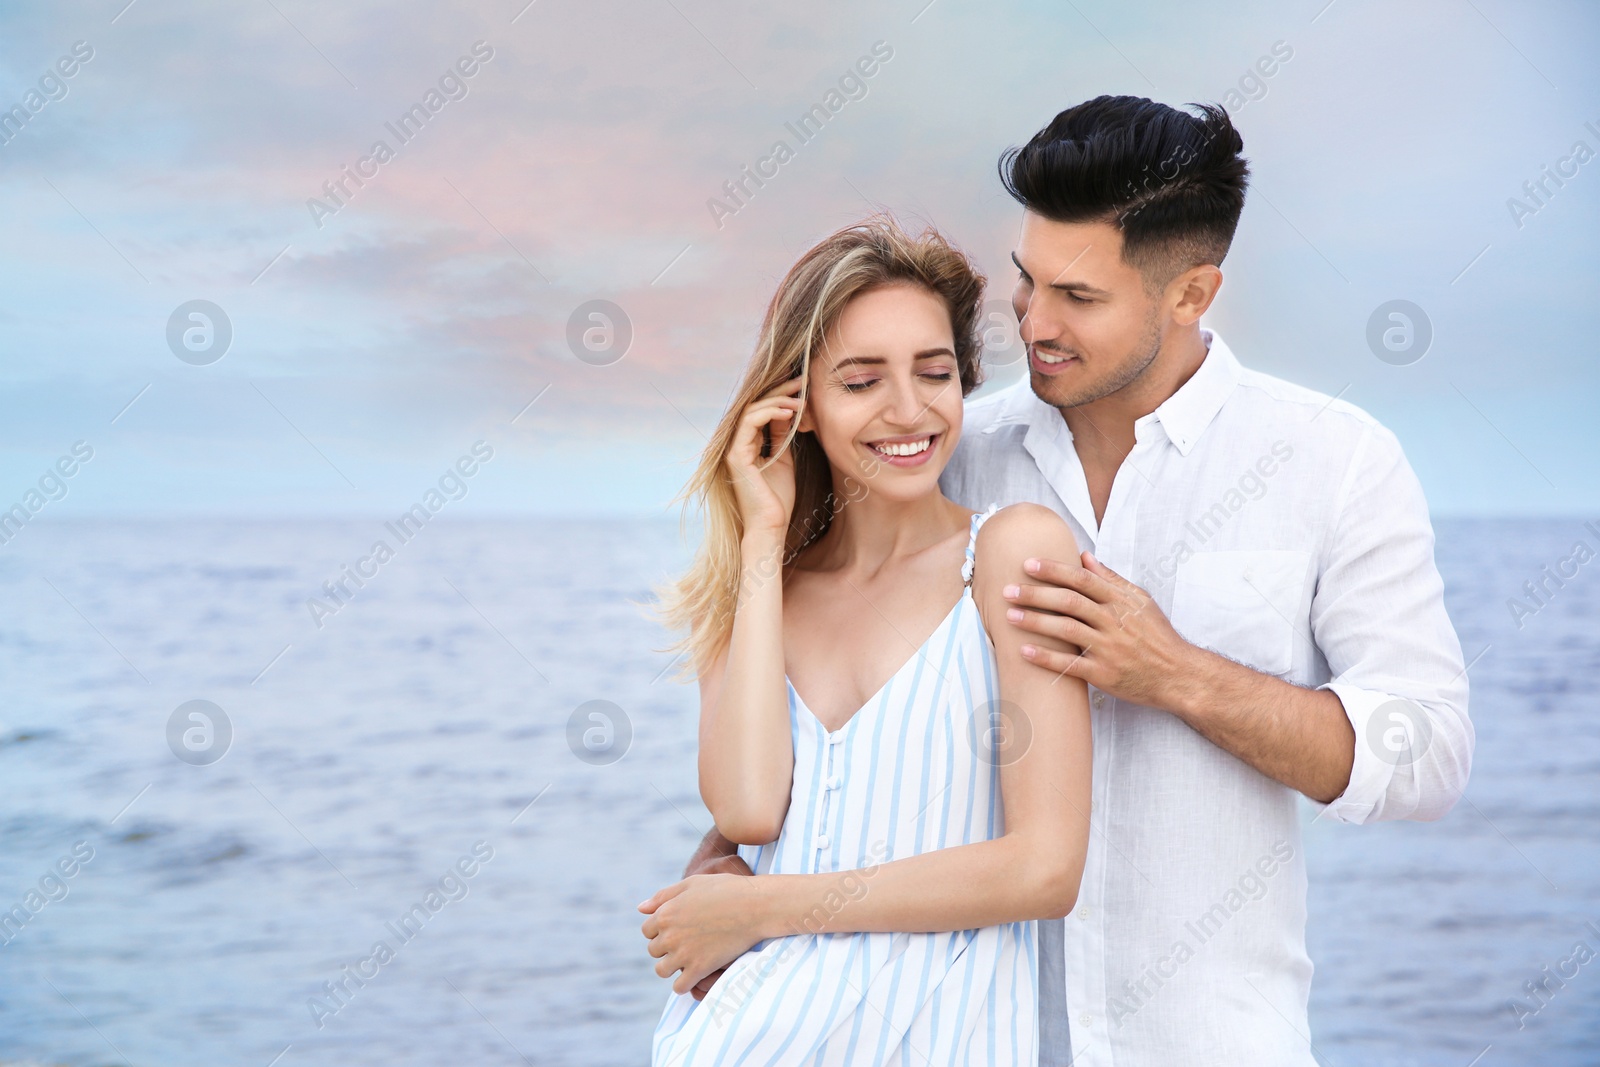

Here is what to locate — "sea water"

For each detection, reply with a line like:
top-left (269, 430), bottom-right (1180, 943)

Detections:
top-left (0, 517), bottom-right (1594, 1065)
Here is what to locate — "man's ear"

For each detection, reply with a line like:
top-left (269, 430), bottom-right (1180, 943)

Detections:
top-left (1168, 264), bottom-right (1222, 326)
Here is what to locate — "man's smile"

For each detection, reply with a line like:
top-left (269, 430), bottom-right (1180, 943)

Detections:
top-left (1030, 344), bottom-right (1080, 375)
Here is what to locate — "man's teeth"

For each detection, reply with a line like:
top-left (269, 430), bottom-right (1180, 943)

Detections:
top-left (872, 437), bottom-right (932, 457)
top-left (1036, 350), bottom-right (1069, 364)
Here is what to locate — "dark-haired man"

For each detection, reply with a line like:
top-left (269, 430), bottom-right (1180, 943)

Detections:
top-left (681, 96), bottom-right (1472, 1065)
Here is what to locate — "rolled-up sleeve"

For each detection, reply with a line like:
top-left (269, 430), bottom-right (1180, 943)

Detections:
top-left (1311, 422), bottom-right (1474, 824)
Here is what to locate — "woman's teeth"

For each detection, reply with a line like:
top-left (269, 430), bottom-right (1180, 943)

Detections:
top-left (871, 436), bottom-right (932, 457)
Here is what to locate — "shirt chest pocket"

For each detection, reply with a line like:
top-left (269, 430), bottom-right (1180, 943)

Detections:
top-left (1169, 550), bottom-right (1311, 677)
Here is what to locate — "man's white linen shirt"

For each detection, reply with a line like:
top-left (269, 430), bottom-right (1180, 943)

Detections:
top-left (940, 328), bottom-right (1473, 1066)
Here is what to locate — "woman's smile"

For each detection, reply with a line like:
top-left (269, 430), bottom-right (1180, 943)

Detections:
top-left (864, 432), bottom-right (940, 467)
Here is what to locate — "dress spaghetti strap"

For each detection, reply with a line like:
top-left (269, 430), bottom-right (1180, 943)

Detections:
top-left (961, 502), bottom-right (1002, 589)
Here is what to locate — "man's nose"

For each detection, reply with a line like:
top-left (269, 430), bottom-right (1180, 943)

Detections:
top-left (1017, 291), bottom-right (1057, 346)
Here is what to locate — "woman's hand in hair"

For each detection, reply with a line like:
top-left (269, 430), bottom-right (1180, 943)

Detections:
top-left (726, 377), bottom-right (804, 538)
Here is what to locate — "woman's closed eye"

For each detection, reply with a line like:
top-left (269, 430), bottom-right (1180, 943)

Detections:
top-left (839, 370), bottom-right (954, 392)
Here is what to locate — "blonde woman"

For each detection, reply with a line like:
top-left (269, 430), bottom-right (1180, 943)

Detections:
top-left (641, 217), bottom-right (1092, 1064)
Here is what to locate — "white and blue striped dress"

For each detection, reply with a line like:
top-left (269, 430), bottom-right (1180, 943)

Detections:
top-left (653, 503), bottom-right (1038, 1066)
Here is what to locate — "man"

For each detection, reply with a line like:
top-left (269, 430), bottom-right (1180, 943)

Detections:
top-left (679, 95), bottom-right (1472, 1064)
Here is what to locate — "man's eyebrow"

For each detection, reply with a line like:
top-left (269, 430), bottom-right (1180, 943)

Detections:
top-left (831, 349), bottom-right (954, 370)
top-left (1011, 251), bottom-right (1111, 296)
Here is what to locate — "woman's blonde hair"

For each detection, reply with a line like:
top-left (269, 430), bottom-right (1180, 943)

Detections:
top-left (657, 214), bottom-right (988, 677)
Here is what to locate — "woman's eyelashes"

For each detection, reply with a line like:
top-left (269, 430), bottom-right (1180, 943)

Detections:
top-left (837, 370), bottom-right (954, 392)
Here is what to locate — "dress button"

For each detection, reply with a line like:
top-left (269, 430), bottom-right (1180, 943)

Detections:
top-left (827, 775), bottom-right (843, 790)
top-left (827, 730), bottom-right (846, 745)
top-left (1092, 691), bottom-right (1105, 709)
top-left (814, 834), bottom-right (830, 849)
top-left (1080, 1013), bottom-right (1093, 1028)
top-left (1078, 906), bottom-right (1091, 921)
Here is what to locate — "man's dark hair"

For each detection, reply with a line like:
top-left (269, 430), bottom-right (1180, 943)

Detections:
top-left (999, 95), bottom-right (1250, 292)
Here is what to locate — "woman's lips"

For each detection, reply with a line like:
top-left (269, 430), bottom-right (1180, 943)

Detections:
top-left (865, 433), bottom-right (939, 468)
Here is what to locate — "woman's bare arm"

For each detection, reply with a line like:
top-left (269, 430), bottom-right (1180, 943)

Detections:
top-left (695, 528), bottom-right (794, 844)
top-left (695, 379), bottom-right (806, 845)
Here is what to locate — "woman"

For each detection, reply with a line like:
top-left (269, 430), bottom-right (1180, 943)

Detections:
top-left (642, 216), bottom-right (1092, 1064)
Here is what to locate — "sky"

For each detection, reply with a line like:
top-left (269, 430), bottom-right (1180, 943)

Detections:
top-left (0, 0), bottom-right (1596, 518)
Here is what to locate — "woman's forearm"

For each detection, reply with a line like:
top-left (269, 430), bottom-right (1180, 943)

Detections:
top-left (747, 833), bottom-right (1082, 939)
top-left (697, 528), bottom-right (794, 843)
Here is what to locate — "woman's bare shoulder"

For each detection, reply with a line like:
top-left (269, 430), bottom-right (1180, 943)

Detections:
top-left (972, 503), bottom-right (1080, 590)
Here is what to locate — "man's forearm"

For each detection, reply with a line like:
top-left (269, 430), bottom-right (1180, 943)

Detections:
top-left (1163, 645), bottom-right (1355, 803)
top-left (684, 827), bottom-right (741, 878)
